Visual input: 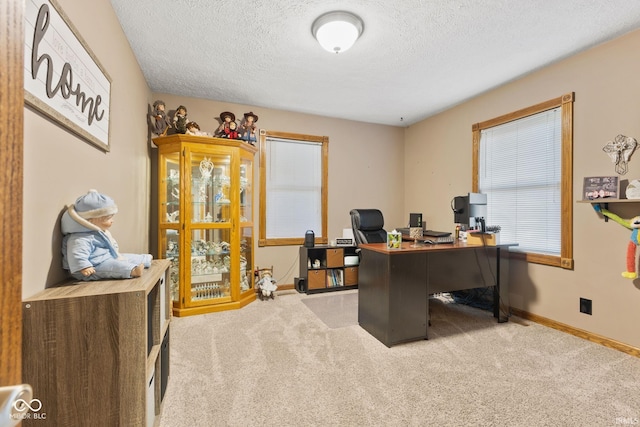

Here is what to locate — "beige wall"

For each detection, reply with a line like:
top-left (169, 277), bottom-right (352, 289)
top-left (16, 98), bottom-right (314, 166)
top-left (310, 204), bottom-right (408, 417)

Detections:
top-left (405, 29), bottom-right (640, 348)
top-left (22, 0), bottom-right (153, 297)
top-left (152, 94), bottom-right (405, 286)
top-left (22, 0), bottom-right (639, 350)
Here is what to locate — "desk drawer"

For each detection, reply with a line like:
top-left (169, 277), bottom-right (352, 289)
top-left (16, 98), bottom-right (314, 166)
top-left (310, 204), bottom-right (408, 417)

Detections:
top-left (326, 248), bottom-right (344, 268)
top-left (344, 267), bottom-right (358, 285)
top-left (307, 270), bottom-right (327, 290)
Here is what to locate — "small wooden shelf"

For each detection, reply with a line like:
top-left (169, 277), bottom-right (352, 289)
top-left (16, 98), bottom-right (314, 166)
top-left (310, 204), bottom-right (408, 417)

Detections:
top-left (298, 245), bottom-right (359, 294)
top-left (577, 198), bottom-right (640, 203)
top-left (578, 198), bottom-right (640, 222)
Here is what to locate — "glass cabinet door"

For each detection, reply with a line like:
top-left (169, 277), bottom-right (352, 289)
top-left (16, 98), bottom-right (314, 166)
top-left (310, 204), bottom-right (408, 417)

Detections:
top-left (239, 158), bottom-right (252, 223)
top-left (162, 153), bottom-right (181, 224)
top-left (189, 152), bottom-right (232, 224)
top-left (161, 229), bottom-right (180, 302)
top-left (188, 228), bottom-right (232, 303)
top-left (240, 226), bottom-right (253, 293)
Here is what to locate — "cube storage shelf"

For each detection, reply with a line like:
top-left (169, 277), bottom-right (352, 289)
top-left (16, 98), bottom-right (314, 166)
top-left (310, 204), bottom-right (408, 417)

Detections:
top-left (22, 259), bottom-right (171, 427)
top-left (298, 245), bottom-right (359, 294)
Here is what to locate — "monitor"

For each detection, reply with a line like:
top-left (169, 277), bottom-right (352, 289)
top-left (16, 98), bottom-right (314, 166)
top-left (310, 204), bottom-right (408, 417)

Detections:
top-left (452, 192), bottom-right (487, 229)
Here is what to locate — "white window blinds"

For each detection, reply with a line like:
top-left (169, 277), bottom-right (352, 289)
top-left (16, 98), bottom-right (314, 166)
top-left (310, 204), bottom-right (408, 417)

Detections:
top-left (478, 107), bottom-right (561, 255)
top-left (265, 137), bottom-right (323, 239)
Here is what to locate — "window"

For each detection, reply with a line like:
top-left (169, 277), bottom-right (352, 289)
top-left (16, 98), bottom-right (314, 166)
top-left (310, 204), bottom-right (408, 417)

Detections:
top-left (259, 130), bottom-right (328, 247)
top-left (472, 93), bottom-right (574, 268)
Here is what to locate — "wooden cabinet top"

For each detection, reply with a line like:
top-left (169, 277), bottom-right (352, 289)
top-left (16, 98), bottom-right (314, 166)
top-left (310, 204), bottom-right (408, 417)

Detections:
top-left (153, 134), bottom-right (258, 154)
top-left (24, 259), bottom-right (170, 301)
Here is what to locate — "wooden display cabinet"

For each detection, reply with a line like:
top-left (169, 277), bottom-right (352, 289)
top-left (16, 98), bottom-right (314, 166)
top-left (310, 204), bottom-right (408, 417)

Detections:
top-left (22, 259), bottom-right (171, 427)
top-left (298, 246), bottom-right (359, 293)
top-left (154, 134), bottom-right (257, 316)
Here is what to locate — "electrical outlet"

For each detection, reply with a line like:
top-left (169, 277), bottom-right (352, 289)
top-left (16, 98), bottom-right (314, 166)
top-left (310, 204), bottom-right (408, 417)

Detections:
top-left (580, 298), bottom-right (592, 315)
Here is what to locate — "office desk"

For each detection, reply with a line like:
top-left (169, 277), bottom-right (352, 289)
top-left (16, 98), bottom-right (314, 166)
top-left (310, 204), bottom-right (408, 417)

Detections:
top-left (358, 241), bottom-right (512, 347)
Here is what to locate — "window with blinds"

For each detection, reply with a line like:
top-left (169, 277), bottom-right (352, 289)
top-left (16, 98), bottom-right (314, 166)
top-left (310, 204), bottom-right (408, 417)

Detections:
top-left (479, 107), bottom-right (561, 255)
top-left (473, 93), bottom-right (574, 268)
top-left (259, 131), bottom-right (328, 247)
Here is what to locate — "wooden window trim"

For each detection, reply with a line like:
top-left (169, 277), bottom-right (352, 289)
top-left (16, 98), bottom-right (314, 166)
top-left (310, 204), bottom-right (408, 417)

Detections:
top-left (258, 129), bottom-right (328, 247)
top-left (472, 92), bottom-right (574, 269)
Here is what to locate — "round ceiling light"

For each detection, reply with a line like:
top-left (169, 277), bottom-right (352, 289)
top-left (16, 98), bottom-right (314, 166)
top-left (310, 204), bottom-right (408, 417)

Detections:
top-left (311, 11), bottom-right (364, 54)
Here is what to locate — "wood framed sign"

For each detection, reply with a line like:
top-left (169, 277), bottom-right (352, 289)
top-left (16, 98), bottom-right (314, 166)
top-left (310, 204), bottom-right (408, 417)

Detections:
top-left (24, 0), bottom-right (111, 151)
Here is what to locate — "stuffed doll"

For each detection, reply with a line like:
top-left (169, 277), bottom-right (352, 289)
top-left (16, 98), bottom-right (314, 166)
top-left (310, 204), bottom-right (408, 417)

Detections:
top-left (215, 111), bottom-right (239, 139)
top-left (239, 111), bottom-right (258, 144)
top-left (593, 204), bottom-right (640, 278)
top-left (256, 269), bottom-right (277, 300)
top-left (61, 190), bottom-right (153, 281)
top-left (149, 100), bottom-right (171, 137)
top-left (173, 105), bottom-right (188, 134)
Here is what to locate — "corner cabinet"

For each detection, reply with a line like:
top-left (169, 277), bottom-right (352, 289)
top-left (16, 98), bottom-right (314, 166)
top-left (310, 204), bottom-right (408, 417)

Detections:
top-left (154, 134), bottom-right (257, 316)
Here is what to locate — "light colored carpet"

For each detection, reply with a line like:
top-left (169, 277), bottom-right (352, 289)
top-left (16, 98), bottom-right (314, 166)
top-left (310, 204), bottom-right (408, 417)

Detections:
top-left (160, 290), bottom-right (640, 427)
top-left (301, 291), bottom-right (358, 329)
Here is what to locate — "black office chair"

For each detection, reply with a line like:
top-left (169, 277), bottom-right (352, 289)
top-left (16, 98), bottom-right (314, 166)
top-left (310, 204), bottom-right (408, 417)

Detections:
top-left (350, 209), bottom-right (387, 245)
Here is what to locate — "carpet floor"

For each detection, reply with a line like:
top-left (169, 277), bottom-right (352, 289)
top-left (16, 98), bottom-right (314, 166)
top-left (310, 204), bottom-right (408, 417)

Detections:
top-left (160, 289), bottom-right (640, 427)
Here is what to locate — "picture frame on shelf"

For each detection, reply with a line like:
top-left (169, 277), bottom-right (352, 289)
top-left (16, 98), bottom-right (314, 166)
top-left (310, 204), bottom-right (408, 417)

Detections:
top-left (583, 176), bottom-right (619, 200)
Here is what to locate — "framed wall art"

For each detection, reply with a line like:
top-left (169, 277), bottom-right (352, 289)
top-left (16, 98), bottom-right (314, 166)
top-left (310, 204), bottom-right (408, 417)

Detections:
top-left (24, 0), bottom-right (112, 151)
top-left (582, 176), bottom-right (619, 200)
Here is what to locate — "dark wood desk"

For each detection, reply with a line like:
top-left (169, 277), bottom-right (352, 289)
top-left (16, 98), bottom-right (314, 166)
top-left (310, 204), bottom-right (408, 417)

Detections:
top-left (358, 241), bottom-right (512, 347)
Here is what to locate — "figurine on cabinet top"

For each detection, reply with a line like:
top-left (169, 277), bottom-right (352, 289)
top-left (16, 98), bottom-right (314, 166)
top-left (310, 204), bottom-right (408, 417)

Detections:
top-left (239, 111), bottom-right (258, 145)
top-left (185, 121), bottom-right (212, 137)
top-left (173, 105), bottom-right (188, 134)
top-left (215, 111), bottom-right (239, 139)
top-left (149, 100), bottom-right (171, 137)
top-left (61, 190), bottom-right (153, 281)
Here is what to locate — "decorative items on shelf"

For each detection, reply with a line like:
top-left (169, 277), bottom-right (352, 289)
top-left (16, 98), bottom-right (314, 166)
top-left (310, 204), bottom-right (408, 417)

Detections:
top-left (150, 100), bottom-right (171, 137)
top-left (625, 179), bottom-right (640, 199)
top-left (583, 176), bottom-right (619, 200)
top-left (215, 111), bottom-right (239, 139)
top-left (149, 104), bottom-right (259, 144)
top-left (173, 105), bottom-right (188, 134)
top-left (592, 204), bottom-right (640, 279)
top-left (239, 111), bottom-right (258, 145)
top-left (186, 121), bottom-right (208, 136)
top-left (213, 111), bottom-right (259, 144)
top-left (603, 134), bottom-right (637, 175)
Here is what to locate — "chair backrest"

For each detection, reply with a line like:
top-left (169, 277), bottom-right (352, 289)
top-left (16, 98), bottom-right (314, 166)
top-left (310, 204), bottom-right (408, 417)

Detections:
top-left (350, 209), bottom-right (387, 245)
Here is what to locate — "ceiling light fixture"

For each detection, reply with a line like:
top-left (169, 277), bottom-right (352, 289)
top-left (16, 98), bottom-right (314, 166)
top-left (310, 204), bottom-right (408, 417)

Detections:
top-left (311, 11), bottom-right (364, 54)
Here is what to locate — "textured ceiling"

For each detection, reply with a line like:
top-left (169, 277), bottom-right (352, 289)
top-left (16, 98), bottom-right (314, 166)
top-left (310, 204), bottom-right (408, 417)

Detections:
top-left (109, 0), bottom-right (640, 127)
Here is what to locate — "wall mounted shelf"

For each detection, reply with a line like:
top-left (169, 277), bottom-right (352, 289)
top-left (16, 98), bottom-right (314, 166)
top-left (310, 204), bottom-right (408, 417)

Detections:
top-left (578, 198), bottom-right (640, 222)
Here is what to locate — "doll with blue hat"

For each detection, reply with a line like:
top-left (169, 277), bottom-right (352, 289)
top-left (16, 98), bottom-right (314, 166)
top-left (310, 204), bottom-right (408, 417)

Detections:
top-left (61, 190), bottom-right (152, 281)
